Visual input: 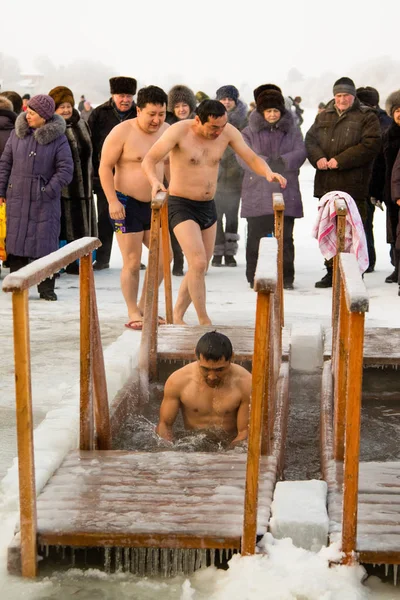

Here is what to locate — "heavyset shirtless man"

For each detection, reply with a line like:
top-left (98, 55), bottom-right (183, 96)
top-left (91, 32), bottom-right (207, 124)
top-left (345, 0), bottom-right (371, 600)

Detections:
top-left (156, 331), bottom-right (251, 447)
top-left (142, 99), bottom-right (287, 325)
top-left (99, 86), bottom-right (170, 330)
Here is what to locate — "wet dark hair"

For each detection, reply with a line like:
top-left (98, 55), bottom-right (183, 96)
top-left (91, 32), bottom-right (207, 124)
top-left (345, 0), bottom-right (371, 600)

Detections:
top-left (195, 99), bottom-right (226, 124)
top-left (1, 91), bottom-right (22, 114)
top-left (195, 331), bottom-right (233, 361)
top-left (136, 85), bottom-right (168, 109)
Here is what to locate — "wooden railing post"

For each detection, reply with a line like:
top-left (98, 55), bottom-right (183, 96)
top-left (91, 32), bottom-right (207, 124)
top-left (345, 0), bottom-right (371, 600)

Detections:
top-left (242, 238), bottom-right (277, 555)
top-left (79, 253), bottom-right (94, 450)
top-left (342, 311), bottom-right (365, 564)
top-left (332, 198), bottom-right (347, 361)
top-left (334, 253), bottom-right (368, 565)
top-left (273, 193), bottom-right (285, 328)
top-left (161, 200), bottom-right (173, 324)
top-left (89, 267), bottom-right (111, 450)
top-left (12, 289), bottom-right (37, 577)
top-left (140, 192), bottom-right (168, 384)
top-left (242, 291), bottom-right (271, 554)
top-left (333, 280), bottom-right (349, 461)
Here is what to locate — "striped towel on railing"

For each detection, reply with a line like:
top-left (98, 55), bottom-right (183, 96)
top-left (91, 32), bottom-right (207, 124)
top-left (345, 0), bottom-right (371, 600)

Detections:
top-left (311, 191), bottom-right (369, 273)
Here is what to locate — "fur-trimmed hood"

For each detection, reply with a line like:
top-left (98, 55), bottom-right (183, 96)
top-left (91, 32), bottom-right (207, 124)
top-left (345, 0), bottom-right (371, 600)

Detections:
top-left (248, 108), bottom-right (294, 134)
top-left (227, 99), bottom-right (248, 131)
top-left (15, 112), bottom-right (66, 144)
top-left (168, 85), bottom-right (196, 114)
top-left (385, 90), bottom-right (400, 118)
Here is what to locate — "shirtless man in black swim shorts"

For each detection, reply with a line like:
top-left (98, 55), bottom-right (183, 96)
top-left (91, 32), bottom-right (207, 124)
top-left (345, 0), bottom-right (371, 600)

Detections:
top-left (142, 99), bottom-right (287, 325)
top-left (99, 86), bottom-right (170, 329)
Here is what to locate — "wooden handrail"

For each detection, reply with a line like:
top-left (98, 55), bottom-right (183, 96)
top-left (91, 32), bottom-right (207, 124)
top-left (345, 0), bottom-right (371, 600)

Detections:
top-left (333, 253), bottom-right (368, 564)
top-left (273, 192), bottom-right (285, 329)
top-left (3, 237), bottom-right (110, 577)
top-left (2, 237), bottom-right (100, 292)
top-left (139, 191), bottom-right (170, 391)
top-left (242, 238), bottom-right (278, 554)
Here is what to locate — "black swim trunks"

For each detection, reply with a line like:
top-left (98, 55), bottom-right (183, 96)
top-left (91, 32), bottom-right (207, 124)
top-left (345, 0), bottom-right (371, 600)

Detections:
top-left (168, 195), bottom-right (217, 231)
top-left (110, 191), bottom-right (151, 233)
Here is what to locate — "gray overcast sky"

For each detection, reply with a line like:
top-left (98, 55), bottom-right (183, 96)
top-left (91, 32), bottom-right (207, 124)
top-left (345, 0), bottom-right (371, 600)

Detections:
top-left (3, 0), bottom-right (398, 90)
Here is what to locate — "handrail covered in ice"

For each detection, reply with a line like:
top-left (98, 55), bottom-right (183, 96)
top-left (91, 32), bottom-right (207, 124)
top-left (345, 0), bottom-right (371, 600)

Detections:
top-left (332, 251), bottom-right (369, 565)
top-left (139, 191), bottom-right (173, 394)
top-left (2, 237), bottom-right (111, 578)
top-left (242, 235), bottom-right (283, 555)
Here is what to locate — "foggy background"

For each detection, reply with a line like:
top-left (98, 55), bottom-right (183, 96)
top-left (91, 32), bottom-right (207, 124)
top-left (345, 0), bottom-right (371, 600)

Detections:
top-left (1, 0), bottom-right (399, 110)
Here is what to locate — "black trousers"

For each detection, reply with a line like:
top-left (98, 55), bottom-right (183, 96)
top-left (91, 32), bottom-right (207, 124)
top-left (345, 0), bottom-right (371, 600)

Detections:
top-left (246, 215), bottom-right (295, 285)
top-left (95, 185), bottom-right (114, 264)
top-left (215, 192), bottom-right (240, 247)
top-left (365, 200), bottom-right (376, 269)
top-left (8, 254), bottom-right (55, 293)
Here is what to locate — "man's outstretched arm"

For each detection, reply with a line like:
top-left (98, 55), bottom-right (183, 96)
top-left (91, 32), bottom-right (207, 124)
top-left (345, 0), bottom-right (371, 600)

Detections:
top-left (229, 126), bottom-right (287, 188)
top-left (142, 125), bottom-right (181, 198)
top-left (156, 378), bottom-right (181, 442)
top-left (231, 377), bottom-right (251, 446)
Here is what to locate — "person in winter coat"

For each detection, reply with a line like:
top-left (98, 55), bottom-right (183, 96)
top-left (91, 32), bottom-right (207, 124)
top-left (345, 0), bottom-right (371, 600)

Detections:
top-left (370, 89), bottom-right (400, 285)
top-left (0, 96), bottom-right (16, 157)
top-left (305, 76), bottom-right (381, 287)
top-left (80, 100), bottom-right (93, 123)
top-left (356, 86), bottom-right (392, 273)
top-left (389, 148), bottom-right (400, 296)
top-left (0, 94), bottom-right (73, 300)
top-left (238, 89), bottom-right (306, 289)
top-left (212, 85), bottom-right (248, 267)
top-left (88, 76), bottom-right (137, 270)
top-left (166, 84), bottom-right (197, 276)
top-left (49, 86), bottom-right (97, 275)
top-left (1, 91), bottom-right (22, 115)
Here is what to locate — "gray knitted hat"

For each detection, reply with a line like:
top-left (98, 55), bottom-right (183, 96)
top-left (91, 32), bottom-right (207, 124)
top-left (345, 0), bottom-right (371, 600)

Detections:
top-left (333, 77), bottom-right (357, 97)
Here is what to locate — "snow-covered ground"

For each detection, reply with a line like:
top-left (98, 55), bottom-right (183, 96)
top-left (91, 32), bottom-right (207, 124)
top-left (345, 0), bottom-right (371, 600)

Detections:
top-left (0, 125), bottom-right (400, 597)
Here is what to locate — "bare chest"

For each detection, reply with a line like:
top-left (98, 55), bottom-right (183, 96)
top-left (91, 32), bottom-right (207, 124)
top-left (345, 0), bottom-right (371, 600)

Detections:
top-left (176, 137), bottom-right (225, 168)
top-left (181, 382), bottom-right (241, 416)
top-left (120, 128), bottom-right (161, 166)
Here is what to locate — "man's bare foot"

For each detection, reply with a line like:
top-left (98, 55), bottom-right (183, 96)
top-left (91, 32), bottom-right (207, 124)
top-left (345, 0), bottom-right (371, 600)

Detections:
top-left (173, 312), bottom-right (188, 325)
top-left (128, 310), bottom-right (143, 324)
top-left (199, 317), bottom-right (212, 326)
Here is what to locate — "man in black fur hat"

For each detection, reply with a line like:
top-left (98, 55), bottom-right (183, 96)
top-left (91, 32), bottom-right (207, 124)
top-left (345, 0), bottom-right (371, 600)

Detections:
top-left (212, 85), bottom-right (248, 267)
top-left (89, 76), bottom-right (137, 270)
top-left (305, 76), bottom-right (381, 287)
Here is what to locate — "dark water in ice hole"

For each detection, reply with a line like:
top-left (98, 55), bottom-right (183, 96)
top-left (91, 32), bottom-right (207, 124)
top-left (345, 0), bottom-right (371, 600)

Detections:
top-left (284, 367), bottom-right (400, 481)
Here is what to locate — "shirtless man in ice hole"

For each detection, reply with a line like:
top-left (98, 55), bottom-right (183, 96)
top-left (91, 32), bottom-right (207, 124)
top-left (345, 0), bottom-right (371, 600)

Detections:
top-left (156, 331), bottom-right (252, 447)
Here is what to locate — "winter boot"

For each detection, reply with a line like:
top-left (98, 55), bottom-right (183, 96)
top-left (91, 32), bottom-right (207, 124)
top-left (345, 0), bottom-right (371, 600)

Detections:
top-left (224, 255), bottom-right (237, 267)
top-left (212, 255), bottom-right (223, 267)
top-left (315, 267), bottom-right (333, 288)
top-left (385, 269), bottom-right (398, 283)
top-left (224, 233), bottom-right (240, 267)
top-left (212, 241), bottom-right (225, 267)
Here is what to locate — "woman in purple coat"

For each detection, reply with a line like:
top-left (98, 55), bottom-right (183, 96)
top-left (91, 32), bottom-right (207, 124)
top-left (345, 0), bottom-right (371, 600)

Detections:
top-left (238, 89), bottom-right (306, 289)
top-left (0, 94), bottom-right (73, 300)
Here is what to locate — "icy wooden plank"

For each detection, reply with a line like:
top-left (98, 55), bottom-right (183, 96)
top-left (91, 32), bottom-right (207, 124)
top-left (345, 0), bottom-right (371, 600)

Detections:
top-left (253, 237), bottom-right (277, 293)
top-left (269, 480), bottom-right (329, 551)
top-left (339, 252), bottom-right (369, 313)
top-left (272, 193), bottom-right (285, 211)
top-left (2, 237), bottom-right (100, 291)
top-left (323, 326), bottom-right (400, 364)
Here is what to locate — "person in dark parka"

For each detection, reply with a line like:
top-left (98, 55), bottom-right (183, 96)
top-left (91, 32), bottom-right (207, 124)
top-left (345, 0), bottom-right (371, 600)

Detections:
top-left (0, 96), bottom-right (16, 158)
top-left (49, 86), bottom-right (97, 274)
top-left (88, 76), bottom-right (137, 269)
top-left (238, 89), bottom-right (306, 289)
top-left (0, 94), bottom-right (73, 300)
top-left (389, 148), bottom-right (400, 295)
top-left (370, 89), bottom-right (400, 285)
